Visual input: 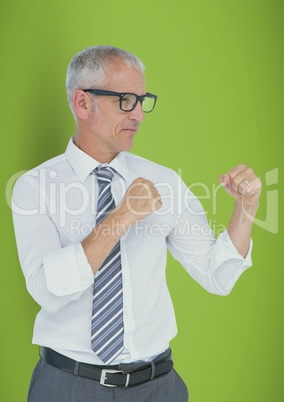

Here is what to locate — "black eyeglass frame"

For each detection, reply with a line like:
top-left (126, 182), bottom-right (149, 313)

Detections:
top-left (83, 89), bottom-right (158, 113)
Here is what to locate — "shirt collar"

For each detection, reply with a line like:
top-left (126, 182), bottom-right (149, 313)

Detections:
top-left (65, 137), bottom-right (129, 183)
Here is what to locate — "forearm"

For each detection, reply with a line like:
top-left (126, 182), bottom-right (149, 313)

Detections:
top-left (227, 199), bottom-right (259, 258)
top-left (82, 177), bottom-right (162, 273)
top-left (82, 211), bottom-right (131, 274)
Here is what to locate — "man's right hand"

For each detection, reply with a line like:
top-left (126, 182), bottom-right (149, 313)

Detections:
top-left (112, 177), bottom-right (162, 226)
top-left (82, 178), bottom-right (161, 274)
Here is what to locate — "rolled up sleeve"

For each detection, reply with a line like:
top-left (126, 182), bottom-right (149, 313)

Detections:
top-left (12, 173), bottom-right (94, 312)
top-left (167, 181), bottom-right (253, 295)
top-left (43, 242), bottom-right (94, 296)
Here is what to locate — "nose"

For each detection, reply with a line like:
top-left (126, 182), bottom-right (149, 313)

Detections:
top-left (129, 101), bottom-right (145, 122)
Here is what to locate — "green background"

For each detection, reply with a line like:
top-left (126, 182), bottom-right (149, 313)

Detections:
top-left (1, 0), bottom-right (282, 401)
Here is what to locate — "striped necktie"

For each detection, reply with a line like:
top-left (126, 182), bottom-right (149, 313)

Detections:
top-left (91, 166), bottom-right (124, 364)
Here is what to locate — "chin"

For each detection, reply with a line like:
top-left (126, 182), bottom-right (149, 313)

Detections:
top-left (119, 139), bottom-right (134, 152)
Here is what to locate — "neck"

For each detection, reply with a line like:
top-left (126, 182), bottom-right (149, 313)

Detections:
top-left (73, 134), bottom-right (118, 164)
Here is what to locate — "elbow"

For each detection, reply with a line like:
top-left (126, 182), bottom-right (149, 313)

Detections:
top-left (206, 276), bottom-right (234, 296)
top-left (26, 274), bottom-right (68, 314)
top-left (26, 284), bottom-right (64, 313)
top-left (211, 288), bottom-right (232, 297)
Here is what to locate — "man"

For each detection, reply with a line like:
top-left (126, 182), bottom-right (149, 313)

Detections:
top-left (12, 45), bottom-right (261, 402)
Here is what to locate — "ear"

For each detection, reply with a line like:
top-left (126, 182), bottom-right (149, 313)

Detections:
top-left (73, 90), bottom-right (92, 119)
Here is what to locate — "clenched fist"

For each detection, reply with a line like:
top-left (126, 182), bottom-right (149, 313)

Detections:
top-left (219, 164), bottom-right (262, 209)
top-left (114, 177), bottom-right (162, 225)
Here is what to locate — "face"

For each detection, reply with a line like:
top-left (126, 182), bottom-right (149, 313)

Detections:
top-left (86, 61), bottom-right (146, 161)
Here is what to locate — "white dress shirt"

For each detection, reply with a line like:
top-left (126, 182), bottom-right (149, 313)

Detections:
top-left (12, 137), bottom-right (252, 364)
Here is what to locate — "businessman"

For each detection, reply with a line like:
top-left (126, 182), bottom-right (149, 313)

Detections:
top-left (12, 45), bottom-right (262, 402)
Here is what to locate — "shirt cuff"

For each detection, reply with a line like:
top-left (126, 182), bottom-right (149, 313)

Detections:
top-left (206, 229), bottom-right (253, 294)
top-left (43, 243), bottom-right (94, 296)
top-left (221, 229), bottom-right (253, 266)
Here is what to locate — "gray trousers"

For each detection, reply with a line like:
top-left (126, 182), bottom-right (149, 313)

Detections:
top-left (27, 358), bottom-right (189, 402)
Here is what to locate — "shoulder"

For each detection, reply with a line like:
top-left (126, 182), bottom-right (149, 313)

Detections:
top-left (12, 153), bottom-right (67, 195)
top-left (123, 152), bottom-right (179, 183)
top-left (25, 153), bottom-right (67, 175)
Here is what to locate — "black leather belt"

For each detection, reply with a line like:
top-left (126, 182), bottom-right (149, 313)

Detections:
top-left (40, 347), bottom-right (173, 388)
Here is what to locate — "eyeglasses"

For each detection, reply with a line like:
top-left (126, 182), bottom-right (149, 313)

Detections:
top-left (83, 89), bottom-right (158, 113)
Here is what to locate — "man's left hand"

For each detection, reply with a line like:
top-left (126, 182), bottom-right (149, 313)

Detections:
top-left (218, 164), bottom-right (262, 209)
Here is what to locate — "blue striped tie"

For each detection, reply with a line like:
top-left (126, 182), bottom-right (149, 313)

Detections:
top-left (91, 166), bottom-right (124, 364)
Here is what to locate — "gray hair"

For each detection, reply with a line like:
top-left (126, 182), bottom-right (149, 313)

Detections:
top-left (66, 45), bottom-right (145, 118)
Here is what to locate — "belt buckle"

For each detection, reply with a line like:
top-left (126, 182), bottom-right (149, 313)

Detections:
top-left (100, 369), bottom-right (130, 388)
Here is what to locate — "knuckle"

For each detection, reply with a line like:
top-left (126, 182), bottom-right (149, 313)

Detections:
top-left (134, 177), bottom-right (144, 183)
top-left (246, 167), bottom-right (253, 176)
